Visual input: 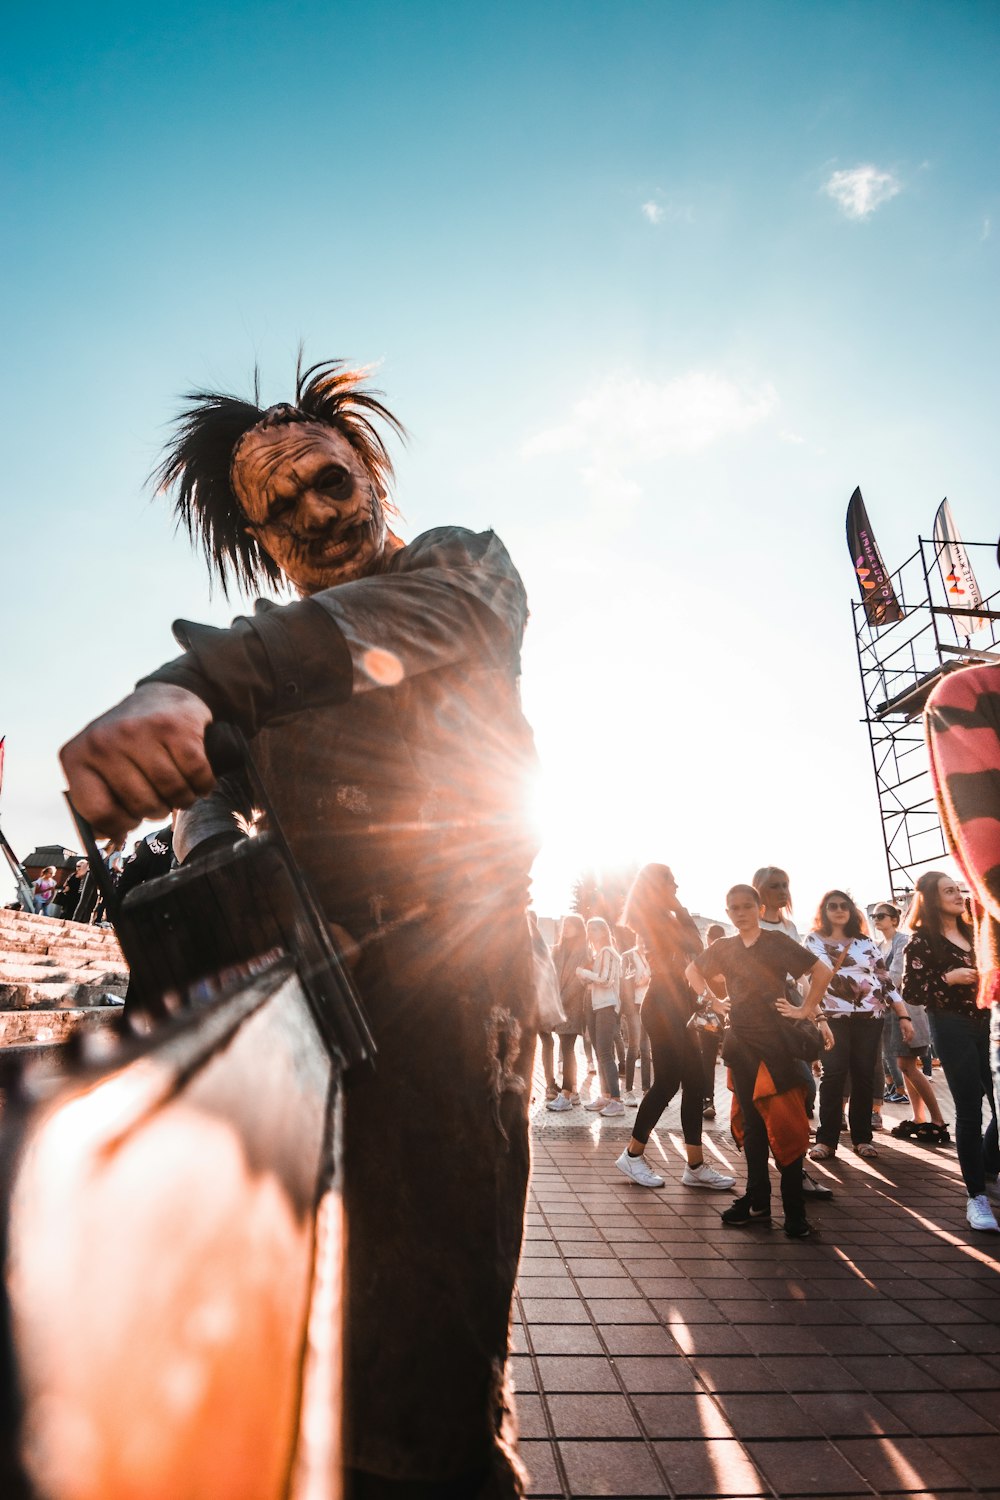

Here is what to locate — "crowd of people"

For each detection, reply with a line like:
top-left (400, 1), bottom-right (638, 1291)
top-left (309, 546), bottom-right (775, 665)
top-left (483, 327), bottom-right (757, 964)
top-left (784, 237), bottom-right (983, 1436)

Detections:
top-left (24, 828), bottom-right (175, 924)
top-left (536, 862), bottom-right (1000, 1237)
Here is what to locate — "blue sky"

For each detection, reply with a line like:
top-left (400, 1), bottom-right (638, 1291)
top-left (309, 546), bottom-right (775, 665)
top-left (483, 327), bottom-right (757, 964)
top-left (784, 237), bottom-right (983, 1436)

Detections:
top-left (2, 1), bottom-right (998, 919)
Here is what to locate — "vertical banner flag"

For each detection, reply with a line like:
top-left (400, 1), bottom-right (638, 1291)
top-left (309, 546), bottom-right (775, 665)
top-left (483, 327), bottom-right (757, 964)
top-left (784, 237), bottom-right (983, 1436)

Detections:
top-left (846, 487), bottom-right (904, 626)
top-left (933, 498), bottom-right (986, 639)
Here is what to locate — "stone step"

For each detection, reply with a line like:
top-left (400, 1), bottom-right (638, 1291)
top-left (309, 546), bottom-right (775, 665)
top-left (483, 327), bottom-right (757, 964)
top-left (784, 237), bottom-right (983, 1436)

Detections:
top-left (0, 1008), bottom-right (123, 1047)
top-left (0, 956), bottom-right (129, 984)
top-left (1, 904), bottom-right (128, 1012)
top-left (0, 933), bottom-right (122, 960)
top-left (0, 907), bottom-right (123, 960)
top-left (0, 980), bottom-right (127, 1010)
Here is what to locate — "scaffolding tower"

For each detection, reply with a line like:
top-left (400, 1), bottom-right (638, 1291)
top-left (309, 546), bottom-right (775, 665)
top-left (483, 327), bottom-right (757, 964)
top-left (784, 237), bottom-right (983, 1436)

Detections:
top-left (853, 535), bottom-right (1000, 904)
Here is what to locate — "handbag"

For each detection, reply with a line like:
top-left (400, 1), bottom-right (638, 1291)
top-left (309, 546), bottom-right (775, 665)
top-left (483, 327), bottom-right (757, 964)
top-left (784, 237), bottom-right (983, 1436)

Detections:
top-left (902, 1001), bottom-right (931, 1051)
top-left (781, 1016), bottom-right (824, 1062)
top-left (783, 939), bottom-right (853, 1061)
top-left (686, 1000), bottom-right (724, 1037)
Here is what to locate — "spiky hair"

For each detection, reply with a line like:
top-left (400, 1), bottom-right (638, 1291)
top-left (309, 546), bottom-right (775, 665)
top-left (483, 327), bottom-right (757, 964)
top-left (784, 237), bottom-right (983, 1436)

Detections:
top-left (152, 356), bottom-right (405, 596)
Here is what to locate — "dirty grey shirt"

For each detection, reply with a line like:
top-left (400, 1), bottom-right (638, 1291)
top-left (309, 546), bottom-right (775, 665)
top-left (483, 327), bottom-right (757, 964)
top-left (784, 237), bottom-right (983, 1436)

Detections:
top-left (169, 527), bottom-right (539, 924)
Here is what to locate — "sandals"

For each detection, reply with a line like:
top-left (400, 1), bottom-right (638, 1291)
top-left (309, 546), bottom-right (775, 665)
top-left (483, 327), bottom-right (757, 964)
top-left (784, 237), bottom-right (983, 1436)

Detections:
top-left (889, 1119), bottom-right (952, 1145)
top-left (808, 1143), bottom-right (836, 1161)
top-left (854, 1142), bottom-right (878, 1159)
top-left (914, 1122), bottom-right (951, 1146)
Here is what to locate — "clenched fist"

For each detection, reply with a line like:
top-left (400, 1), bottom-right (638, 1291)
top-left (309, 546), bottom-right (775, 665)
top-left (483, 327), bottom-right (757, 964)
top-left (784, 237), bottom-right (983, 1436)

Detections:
top-left (60, 684), bottom-right (216, 842)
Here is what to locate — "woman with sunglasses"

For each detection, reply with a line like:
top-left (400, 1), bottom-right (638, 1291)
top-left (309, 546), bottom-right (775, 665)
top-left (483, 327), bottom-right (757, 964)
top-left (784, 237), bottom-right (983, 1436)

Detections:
top-left (872, 901), bottom-right (945, 1139)
top-left (871, 902), bottom-right (911, 1105)
top-left (807, 890), bottom-right (914, 1161)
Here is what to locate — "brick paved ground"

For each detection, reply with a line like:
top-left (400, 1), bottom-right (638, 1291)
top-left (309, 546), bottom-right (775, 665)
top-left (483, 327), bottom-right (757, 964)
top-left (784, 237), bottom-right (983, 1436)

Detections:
top-left (514, 1055), bottom-right (1000, 1497)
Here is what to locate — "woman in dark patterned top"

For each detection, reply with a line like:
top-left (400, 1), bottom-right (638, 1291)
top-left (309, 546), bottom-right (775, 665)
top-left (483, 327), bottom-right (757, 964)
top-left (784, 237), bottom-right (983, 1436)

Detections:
top-left (903, 870), bottom-right (1000, 1233)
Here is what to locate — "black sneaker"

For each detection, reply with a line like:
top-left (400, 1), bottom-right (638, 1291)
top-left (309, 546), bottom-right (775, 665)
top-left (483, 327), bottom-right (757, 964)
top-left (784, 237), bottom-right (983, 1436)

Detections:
top-left (784, 1215), bottom-right (814, 1239)
top-left (720, 1196), bottom-right (772, 1227)
top-left (801, 1171), bottom-right (833, 1201)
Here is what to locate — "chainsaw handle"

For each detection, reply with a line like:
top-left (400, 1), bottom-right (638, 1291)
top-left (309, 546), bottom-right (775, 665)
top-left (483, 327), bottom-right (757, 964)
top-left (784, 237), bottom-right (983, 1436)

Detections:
top-left (203, 722), bottom-right (248, 779)
top-left (64, 724), bottom-right (246, 914)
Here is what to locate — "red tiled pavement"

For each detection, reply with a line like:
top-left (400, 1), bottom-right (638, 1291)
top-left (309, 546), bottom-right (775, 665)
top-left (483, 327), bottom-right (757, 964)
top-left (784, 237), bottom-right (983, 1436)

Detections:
top-left (513, 1061), bottom-right (1000, 1497)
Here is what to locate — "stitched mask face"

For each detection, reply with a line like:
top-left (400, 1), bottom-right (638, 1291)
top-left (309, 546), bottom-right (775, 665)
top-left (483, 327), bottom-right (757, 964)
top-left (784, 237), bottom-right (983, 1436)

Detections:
top-left (233, 422), bottom-right (389, 594)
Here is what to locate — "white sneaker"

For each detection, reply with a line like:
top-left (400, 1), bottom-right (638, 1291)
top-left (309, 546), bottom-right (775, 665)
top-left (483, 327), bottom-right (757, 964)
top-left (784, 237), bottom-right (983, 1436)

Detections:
top-left (546, 1093), bottom-right (573, 1112)
top-left (569, 1092), bottom-right (581, 1106)
top-left (682, 1162), bottom-right (737, 1191)
top-left (967, 1195), bottom-right (1000, 1232)
top-left (615, 1149), bottom-right (665, 1188)
top-left (622, 1090), bottom-right (639, 1106)
top-left (601, 1099), bottom-right (626, 1117)
top-left (584, 1096), bottom-right (610, 1112)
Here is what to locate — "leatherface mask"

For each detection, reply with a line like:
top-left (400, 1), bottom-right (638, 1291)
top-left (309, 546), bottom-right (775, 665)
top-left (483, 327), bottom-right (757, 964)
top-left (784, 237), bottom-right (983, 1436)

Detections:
top-left (232, 418), bottom-right (394, 595)
top-left (153, 359), bottom-right (405, 599)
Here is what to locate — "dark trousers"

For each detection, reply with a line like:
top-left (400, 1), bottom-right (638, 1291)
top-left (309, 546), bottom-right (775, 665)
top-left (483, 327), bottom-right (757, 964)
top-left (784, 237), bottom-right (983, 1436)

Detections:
top-left (816, 1013), bottom-right (883, 1148)
top-left (343, 908), bottom-right (533, 1489)
top-left (727, 1045), bottom-right (805, 1218)
top-left (632, 992), bottom-right (704, 1147)
top-left (621, 1002), bottom-right (652, 1091)
top-left (931, 1009), bottom-right (1000, 1198)
top-left (592, 1006), bottom-right (622, 1101)
top-left (696, 1027), bottom-right (721, 1101)
top-left (555, 1032), bottom-right (579, 1094)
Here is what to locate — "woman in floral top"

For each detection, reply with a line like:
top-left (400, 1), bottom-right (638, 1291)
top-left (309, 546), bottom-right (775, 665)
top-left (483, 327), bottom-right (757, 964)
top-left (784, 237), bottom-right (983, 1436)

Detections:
top-left (903, 870), bottom-right (1000, 1233)
top-left (806, 889), bottom-right (914, 1162)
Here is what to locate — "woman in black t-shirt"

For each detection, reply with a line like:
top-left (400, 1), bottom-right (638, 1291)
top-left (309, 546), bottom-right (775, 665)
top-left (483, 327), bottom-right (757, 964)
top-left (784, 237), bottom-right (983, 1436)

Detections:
top-left (689, 885), bottom-right (833, 1238)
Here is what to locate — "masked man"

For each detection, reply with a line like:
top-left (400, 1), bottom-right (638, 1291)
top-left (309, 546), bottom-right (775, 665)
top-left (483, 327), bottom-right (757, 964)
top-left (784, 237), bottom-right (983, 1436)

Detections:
top-left (60, 359), bottom-right (540, 1498)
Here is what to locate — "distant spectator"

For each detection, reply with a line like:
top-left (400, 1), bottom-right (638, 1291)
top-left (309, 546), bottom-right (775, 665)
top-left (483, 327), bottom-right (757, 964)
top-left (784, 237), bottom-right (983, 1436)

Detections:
top-left (32, 866), bottom-right (57, 914)
top-left (547, 914), bottom-right (589, 1112)
top-left (903, 871), bottom-right (999, 1233)
top-left (577, 917), bottom-right (624, 1116)
top-left (55, 858), bottom-right (90, 920)
top-left (115, 825), bottom-right (174, 902)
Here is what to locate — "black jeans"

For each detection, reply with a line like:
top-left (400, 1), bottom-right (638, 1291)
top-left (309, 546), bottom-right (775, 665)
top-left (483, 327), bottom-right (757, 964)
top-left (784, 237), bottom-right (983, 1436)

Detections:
top-left (632, 990), bottom-right (704, 1147)
top-left (816, 1013), bottom-right (883, 1148)
top-left (930, 1009), bottom-right (1000, 1198)
top-left (696, 1026), bottom-right (721, 1101)
top-left (727, 1044), bottom-right (805, 1218)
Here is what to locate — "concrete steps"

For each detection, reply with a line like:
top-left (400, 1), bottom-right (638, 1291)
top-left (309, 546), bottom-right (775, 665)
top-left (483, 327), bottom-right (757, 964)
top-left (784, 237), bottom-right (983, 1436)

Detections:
top-left (0, 906), bottom-right (128, 1011)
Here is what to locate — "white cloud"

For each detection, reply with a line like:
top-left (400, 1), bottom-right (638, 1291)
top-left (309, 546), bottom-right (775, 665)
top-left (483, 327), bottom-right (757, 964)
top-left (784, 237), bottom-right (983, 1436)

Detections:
top-left (640, 198), bottom-right (694, 226)
top-left (523, 369), bottom-right (778, 522)
top-left (825, 164), bottom-right (902, 219)
top-left (982, 217), bottom-right (992, 242)
top-left (525, 370), bottom-right (779, 463)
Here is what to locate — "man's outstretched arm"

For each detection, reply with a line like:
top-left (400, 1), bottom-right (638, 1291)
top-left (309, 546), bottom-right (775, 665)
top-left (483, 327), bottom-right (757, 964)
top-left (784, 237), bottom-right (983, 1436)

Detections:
top-left (60, 528), bottom-right (526, 841)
